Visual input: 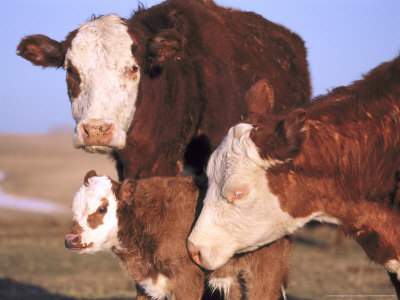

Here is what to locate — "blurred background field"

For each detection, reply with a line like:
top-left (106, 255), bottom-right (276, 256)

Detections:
top-left (0, 133), bottom-right (396, 300)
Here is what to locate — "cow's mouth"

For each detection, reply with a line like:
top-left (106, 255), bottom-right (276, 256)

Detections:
top-left (65, 243), bottom-right (93, 253)
top-left (83, 145), bottom-right (115, 154)
top-left (68, 247), bottom-right (87, 253)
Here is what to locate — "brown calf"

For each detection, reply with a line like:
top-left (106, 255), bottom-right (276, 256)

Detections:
top-left (66, 171), bottom-right (292, 299)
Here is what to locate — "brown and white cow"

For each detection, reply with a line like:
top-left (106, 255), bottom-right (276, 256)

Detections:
top-left (65, 171), bottom-right (292, 299)
top-left (187, 54), bottom-right (400, 294)
top-left (17, 0), bottom-right (310, 180)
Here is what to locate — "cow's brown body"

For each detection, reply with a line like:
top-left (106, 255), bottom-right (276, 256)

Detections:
top-left (249, 54), bottom-right (400, 296)
top-left (118, 0), bottom-right (310, 179)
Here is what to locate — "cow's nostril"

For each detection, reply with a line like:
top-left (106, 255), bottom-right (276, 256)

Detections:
top-left (187, 241), bottom-right (202, 266)
top-left (72, 236), bottom-right (80, 244)
top-left (65, 234), bottom-right (81, 248)
top-left (191, 250), bottom-right (202, 266)
top-left (82, 124), bottom-right (90, 137)
top-left (101, 123), bottom-right (113, 135)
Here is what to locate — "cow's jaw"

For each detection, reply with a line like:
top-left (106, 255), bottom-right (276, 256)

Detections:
top-left (71, 176), bottom-right (120, 253)
top-left (65, 14), bottom-right (140, 153)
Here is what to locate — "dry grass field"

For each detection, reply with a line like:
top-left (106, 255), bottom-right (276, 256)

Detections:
top-left (0, 133), bottom-right (396, 300)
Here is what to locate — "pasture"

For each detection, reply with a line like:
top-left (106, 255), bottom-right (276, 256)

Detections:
top-left (0, 133), bottom-right (395, 299)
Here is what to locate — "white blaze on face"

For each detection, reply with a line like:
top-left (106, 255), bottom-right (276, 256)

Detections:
top-left (72, 176), bottom-right (120, 253)
top-left (65, 14), bottom-right (140, 152)
top-left (188, 123), bottom-right (322, 270)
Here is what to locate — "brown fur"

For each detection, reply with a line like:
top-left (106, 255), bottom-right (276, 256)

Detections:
top-left (16, 0), bottom-right (311, 180)
top-left (109, 176), bottom-right (292, 299)
top-left (70, 220), bottom-right (83, 235)
top-left (87, 198), bottom-right (109, 230)
top-left (250, 53), bottom-right (400, 295)
top-left (66, 60), bottom-right (81, 99)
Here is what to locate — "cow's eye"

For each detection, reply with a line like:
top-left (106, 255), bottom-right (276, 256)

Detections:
top-left (132, 65), bottom-right (139, 72)
top-left (230, 187), bottom-right (249, 203)
top-left (97, 206), bottom-right (107, 214)
top-left (66, 65), bottom-right (81, 83)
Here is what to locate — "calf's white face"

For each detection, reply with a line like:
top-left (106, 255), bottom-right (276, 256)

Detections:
top-left (66, 14), bottom-right (140, 153)
top-left (67, 175), bottom-right (120, 253)
top-left (187, 123), bottom-right (315, 270)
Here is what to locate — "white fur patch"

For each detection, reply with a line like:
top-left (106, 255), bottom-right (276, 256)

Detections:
top-left (188, 123), bottom-right (337, 270)
top-left (65, 14), bottom-right (140, 151)
top-left (138, 274), bottom-right (171, 300)
top-left (208, 277), bottom-right (234, 295)
top-left (385, 259), bottom-right (400, 279)
top-left (72, 175), bottom-right (120, 253)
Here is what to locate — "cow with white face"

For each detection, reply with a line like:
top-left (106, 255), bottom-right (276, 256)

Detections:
top-left (19, 15), bottom-right (139, 154)
top-left (188, 54), bottom-right (400, 297)
top-left (65, 170), bottom-right (120, 253)
top-left (17, 0), bottom-right (311, 179)
top-left (66, 15), bottom-right (140, 154)
top-left (187, 120), bottom-right (315, 271)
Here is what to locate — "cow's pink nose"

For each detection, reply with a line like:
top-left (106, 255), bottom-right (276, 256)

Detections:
top-left (187, 240), bottom-right (203, 267)
top-left (79, 120), bottom-right (114, 146)
top-left (65, 233), bottom-right (81, 249)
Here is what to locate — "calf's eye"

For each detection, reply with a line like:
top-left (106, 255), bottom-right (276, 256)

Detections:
top-left (132, 65), bottom-right (139, 72)
top-left (97, 206), bottom-right (107, 214)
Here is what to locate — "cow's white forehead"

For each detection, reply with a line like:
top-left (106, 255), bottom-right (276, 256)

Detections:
top-left (72, 176), bottom-right (113, 217)
top-left (206, 123), bottom-right (266, 185)
top-left (67, 14), bottom-right (132, 67)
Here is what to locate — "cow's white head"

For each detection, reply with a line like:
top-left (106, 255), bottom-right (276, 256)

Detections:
top-left (65, 15), bottom-right (140, 153)
top-left (187, 109), bottom-right (316, 270)
top-left (65, 170), bottom-right (120, 253)
top-left (18, 15), bottom-right (139, 153)
top-left (18, 13), bottom-right (186, 154)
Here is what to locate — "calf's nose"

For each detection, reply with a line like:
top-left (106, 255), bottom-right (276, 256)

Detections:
top-left (79, 120), bottom-right (114, 145)
top-left (65, 233), bottom-right (81, 249)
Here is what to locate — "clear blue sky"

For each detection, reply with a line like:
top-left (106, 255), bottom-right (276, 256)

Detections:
top-left (1, 0), bottom-right (399, 133)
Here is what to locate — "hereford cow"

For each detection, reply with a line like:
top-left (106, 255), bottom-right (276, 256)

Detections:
top-left (65, 170), bottom-right (292, 299)
top-left (17, 0), bottom-right (310, 180)
top-left (187, 54), bottom-right (400, 295)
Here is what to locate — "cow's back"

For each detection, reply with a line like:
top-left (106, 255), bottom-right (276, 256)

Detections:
top-left (123, 0), bottom-right (311, 177)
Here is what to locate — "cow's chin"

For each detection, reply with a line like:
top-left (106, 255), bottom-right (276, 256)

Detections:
top-left (83, 145), bottom-right (115, 154)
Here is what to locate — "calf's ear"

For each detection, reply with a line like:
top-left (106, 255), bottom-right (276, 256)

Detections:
top-left (245, 79), bottom-right (275, 123)
top-left (17, 34), bottom-right (65, 68)
top-left (273, 108), bottom-right (307, 160)
top-left (84, 170), bottom-right (98, 186)
top-left (118, 179), bottom-right (137, 202)
top-left (146, 29), bottom-right (185, 77)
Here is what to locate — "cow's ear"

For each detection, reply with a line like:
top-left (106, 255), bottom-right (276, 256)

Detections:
top-left (17, 34), bottom-right (65, 68)
top-left (245, 79), bottom-right (275, 123)
top-left (273, 108), bottom-right (307, 160)
top-left (146, 29), bottom-right (185, 76)
top-left (118, 179), bottom-right (136, 202)
top-left (84, 170), bottom-right (98, 186)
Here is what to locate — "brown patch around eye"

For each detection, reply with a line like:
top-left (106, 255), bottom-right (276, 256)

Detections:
top-left (87, 198), bottom-right (109, 229)
top-left (125, 65), bottom-right (139, 81)
top-left (66, 60), bottom-right (82, 99)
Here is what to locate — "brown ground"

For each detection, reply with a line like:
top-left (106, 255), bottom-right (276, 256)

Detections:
top-left (0, 133), bottom-right (396, 299)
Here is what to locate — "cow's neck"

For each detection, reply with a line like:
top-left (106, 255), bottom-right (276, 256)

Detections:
top-left (113, 199), bottom-right (163, 281)
top-left (268, 121), bottom-right (400, 266)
